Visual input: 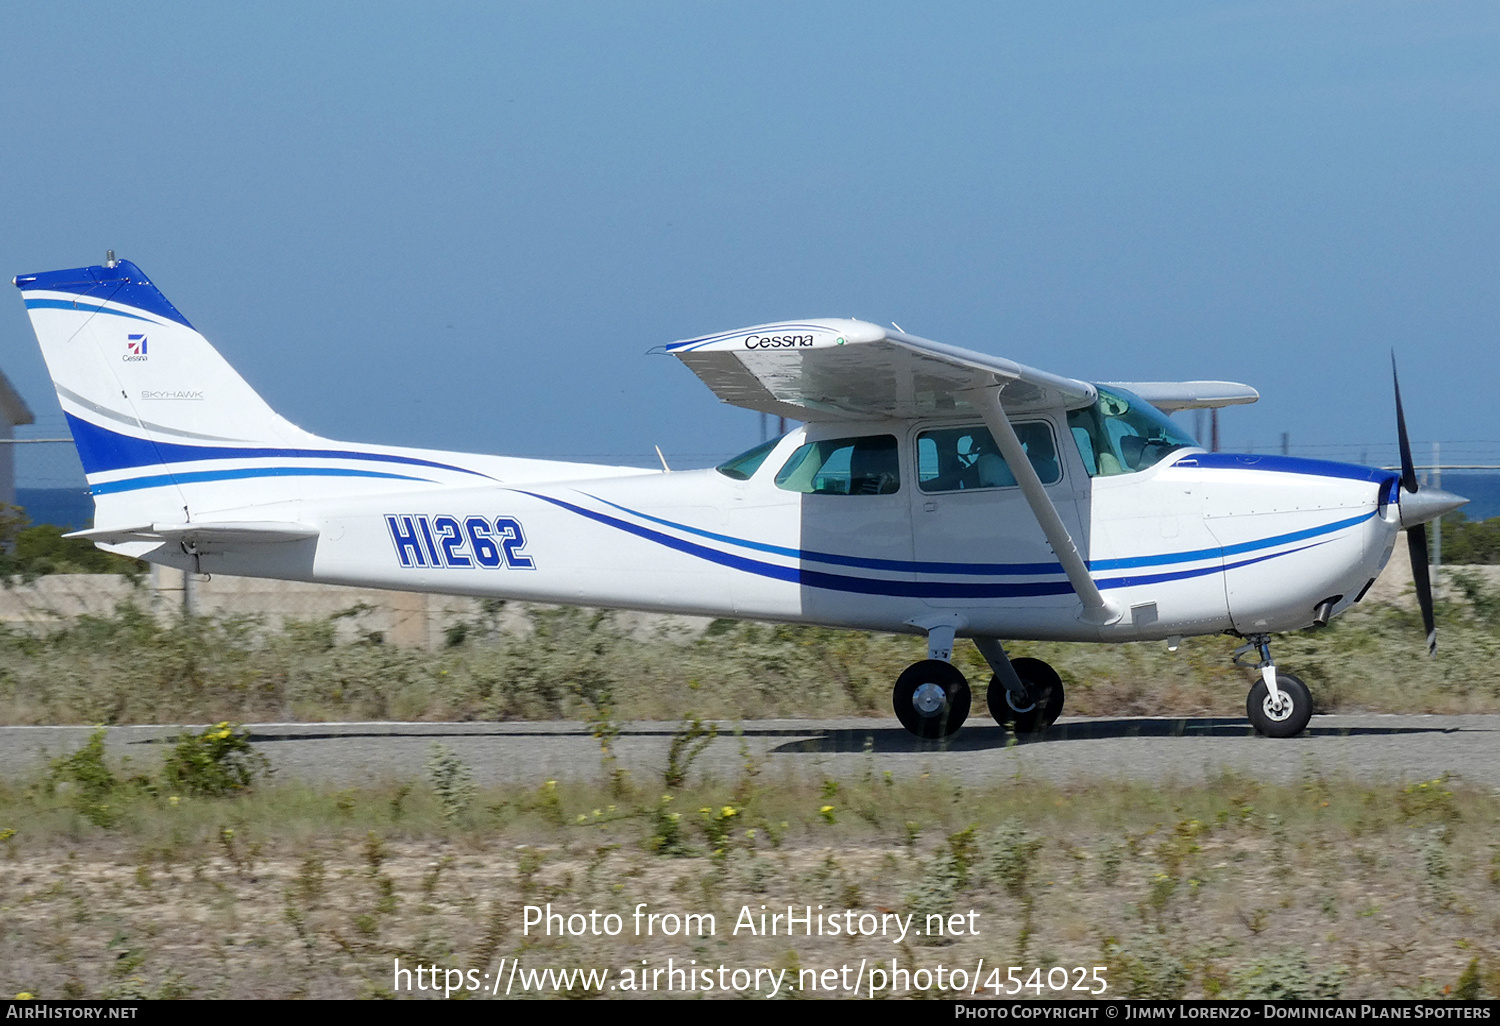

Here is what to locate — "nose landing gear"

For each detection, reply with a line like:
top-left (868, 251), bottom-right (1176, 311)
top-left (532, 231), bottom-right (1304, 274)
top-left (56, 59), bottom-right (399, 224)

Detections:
top-left (1234, 635), bottom-right (1313, 738)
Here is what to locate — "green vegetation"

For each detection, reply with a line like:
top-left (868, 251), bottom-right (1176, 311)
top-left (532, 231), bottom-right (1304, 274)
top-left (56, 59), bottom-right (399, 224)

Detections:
top-left (2, 737), bottom-right (1497, 1000)
top-left (3, 569), bottom-right (1500, 725)
top-left (1442, 515), bottom-right (1500, 565)
top-left (0, 507), bottom-right (146, 583)
top-left (161, 723), bottom-right (268, 797)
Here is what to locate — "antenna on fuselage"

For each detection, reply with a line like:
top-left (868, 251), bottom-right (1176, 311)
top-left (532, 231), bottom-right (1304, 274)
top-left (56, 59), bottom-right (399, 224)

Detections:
top-left (654, 445), bottom-right (671, 473)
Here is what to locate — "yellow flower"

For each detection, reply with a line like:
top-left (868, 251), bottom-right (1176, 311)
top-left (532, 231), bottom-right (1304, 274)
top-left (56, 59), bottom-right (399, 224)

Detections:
top-left (16, 993), bottom-right (34, 1000)
top-left (720, 806), bottom-right (737, 818)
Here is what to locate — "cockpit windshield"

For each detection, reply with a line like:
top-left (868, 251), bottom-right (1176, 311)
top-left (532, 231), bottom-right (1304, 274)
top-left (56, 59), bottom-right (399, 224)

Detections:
top-left (715, 435), bottom-right (785, 480)
top-left (1067, 387), bottom-right (1199, 476)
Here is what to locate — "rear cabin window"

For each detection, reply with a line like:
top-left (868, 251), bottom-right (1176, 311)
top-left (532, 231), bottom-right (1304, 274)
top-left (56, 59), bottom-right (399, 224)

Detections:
top-left (916, 423), bottom-right (1060, 493)
top-left (774, 435), bottom-right (900, 495)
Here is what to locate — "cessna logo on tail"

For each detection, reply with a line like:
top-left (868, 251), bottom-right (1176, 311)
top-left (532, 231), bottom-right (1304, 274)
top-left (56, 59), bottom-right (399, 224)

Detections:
top-left (123, 334), bottom-right (148, 362)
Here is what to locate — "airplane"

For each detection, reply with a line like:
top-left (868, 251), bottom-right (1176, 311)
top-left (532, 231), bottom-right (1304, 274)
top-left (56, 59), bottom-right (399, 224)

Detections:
top-left (13, 255), bottom-right (1468, 740)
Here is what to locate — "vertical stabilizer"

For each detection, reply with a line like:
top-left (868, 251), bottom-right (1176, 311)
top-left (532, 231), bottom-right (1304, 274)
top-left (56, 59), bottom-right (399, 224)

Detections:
top-left (14, 259), bottom-right (492, 527)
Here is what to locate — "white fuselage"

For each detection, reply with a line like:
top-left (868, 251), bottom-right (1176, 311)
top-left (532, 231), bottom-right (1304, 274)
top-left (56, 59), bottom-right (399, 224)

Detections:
top-left (147, 417), bottom-right (1401, 644)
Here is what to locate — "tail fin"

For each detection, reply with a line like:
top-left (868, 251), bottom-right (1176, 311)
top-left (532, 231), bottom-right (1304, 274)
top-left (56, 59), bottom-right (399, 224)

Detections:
top-left (14, 258), bottom-right (483, 529)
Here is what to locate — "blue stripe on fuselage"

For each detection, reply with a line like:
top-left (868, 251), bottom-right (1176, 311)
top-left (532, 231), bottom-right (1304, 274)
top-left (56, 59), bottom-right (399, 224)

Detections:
top-left (89, 466), bottom-right (429, 495)
top-left (1173, 452), bottom-right (1399, 486)
top-left (520, 491), bottom-right (1342, 600)
top-left (65, 413), bottom-right (493, 481)
top-left (581, 492), bottom-right (1374, 578)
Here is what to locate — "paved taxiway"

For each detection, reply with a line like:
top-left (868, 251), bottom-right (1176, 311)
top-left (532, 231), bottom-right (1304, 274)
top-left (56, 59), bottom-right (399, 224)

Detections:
top-left (3, 715), bottom-right (1496, 787)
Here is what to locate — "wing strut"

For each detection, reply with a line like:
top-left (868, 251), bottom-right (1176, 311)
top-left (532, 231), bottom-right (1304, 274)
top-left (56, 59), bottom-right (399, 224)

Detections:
top-left (968, 389), bottom-right (1122, 626)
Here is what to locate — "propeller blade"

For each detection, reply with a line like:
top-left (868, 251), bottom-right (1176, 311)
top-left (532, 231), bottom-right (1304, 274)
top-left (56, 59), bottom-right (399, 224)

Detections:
top-left (1407, 524), bottom-right (1437, 656)
top-left (1394, 355), bottom-right (1441, 655)
top-left (1392, 354), bottom-right (1419, 495)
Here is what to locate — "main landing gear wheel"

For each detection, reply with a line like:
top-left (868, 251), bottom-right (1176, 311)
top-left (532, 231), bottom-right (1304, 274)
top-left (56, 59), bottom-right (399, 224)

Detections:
top-left (1246, 672), bottom-right (1312, 738)
top-left (893, 660), bottom-right (971, 739)
top-left (988, 657), bottom-right (1065, 735)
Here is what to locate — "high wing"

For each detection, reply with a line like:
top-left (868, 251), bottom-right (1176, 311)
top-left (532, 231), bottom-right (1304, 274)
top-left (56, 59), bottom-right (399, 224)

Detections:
top-left (658, 319), bottom-right (1097, 421)
top-left (1099, 381), bottom-right (1259, 412)
top-left (660, 318), bottom-right (1259, 628)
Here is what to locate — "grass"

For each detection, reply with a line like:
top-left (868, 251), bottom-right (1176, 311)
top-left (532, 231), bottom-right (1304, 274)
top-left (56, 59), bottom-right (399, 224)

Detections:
top-left (2, 579), bottom-right (1500, 726)
top-left (3, 741), bottom-right (1499, 1000)
top-left (4, 576), bottom-right (1499, 998)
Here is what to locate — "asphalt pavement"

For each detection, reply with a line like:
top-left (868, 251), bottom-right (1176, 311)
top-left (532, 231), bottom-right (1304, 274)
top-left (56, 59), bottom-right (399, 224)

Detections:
top-left (4, 714), bottom-right (1496, 788)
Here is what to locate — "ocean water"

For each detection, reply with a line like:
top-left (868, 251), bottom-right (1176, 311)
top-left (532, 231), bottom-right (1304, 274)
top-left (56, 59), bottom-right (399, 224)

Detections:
top-left (1441, 472), bottom-right (1500, 522)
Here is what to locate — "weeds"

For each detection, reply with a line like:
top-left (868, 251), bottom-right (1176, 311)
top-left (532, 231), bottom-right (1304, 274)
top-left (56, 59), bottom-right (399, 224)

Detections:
top-left (698, 804), bottom-right (739, 860)
top-left (1230, 948), bottom-right (1347, 999)
top-left (49, 729), bottom-right (122, 827)
top-left (1421, 828), bottom-right (1456, 911)
top-left (1104, 938), bottom-right (1191, 999)
top-left (161, 723), bottom-right (267, 797)
top-left (904, 850), bottom-right (962, 940)
top-left (648, 795), bottom-right (689, 856)
top-left (663, 715), bottom-right (716, 790)
top-left (989, 819), bottom-right (1045, 899)
top-left (5, 584), bottom-right (1498, 728)
top-left (425, 744), bottom-right (475, 823)
top-left (4, 742), bottom-right (1500, 999)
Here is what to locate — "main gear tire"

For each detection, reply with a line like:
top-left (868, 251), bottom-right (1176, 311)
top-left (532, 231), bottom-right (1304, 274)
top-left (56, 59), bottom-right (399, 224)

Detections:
top-left (893, 660), bottom-right (971, 739)
top-left (988, 657), bottom-right (1064, 734)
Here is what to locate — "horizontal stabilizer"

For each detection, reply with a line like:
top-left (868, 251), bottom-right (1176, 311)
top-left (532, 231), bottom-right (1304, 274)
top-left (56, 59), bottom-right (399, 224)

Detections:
top-left (66, 522), bottom-right (320, 546)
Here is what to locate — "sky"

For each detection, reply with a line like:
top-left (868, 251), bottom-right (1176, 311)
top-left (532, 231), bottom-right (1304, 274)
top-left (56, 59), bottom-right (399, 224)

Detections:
top-left (2, 2), bottom-right (1497, 478)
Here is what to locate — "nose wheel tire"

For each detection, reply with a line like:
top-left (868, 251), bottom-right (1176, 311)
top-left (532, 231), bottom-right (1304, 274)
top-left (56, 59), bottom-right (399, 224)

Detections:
top-left (1246, 672), bottom-right (1313, 738)
top-left (988, 657), bottom-right (1065, 734)
top-left (893, 660), bottom-right (971, 738)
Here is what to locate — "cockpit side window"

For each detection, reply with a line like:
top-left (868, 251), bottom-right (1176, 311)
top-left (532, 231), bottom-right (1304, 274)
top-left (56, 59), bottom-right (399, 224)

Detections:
top-left (775, 435), bottom-right (900, 495)
top-left (1068, 387), bottom-right (1198, 476)
top-left (916, 423), bottom-right (1060, 493)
